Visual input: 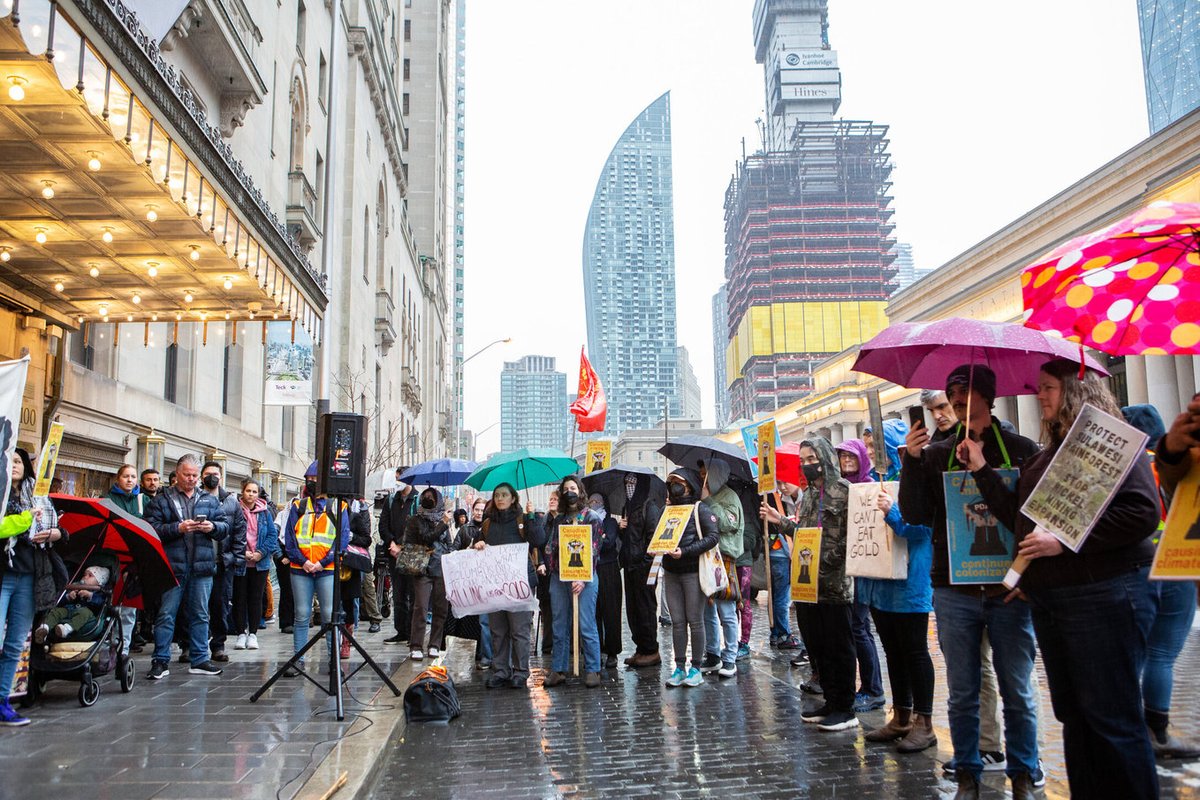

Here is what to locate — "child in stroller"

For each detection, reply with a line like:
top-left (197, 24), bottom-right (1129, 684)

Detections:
top-left (34, 565), bottom-right (109, 643)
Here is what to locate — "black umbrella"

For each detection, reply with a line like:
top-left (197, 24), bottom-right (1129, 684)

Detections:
top-left (657, 434), bottom-right (754, 483)
top-left (581, 465), bottom-right (666, 516)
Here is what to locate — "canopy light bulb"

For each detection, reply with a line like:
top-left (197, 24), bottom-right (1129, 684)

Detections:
top-left (101, 228), bottom-right (113, 244)
top-left (190, 247), bottom-right (200, 262)
top-left (273, 311), bottom-right (279, 319)
top-left (34, 228), bottom-right (47, 245)
top-left (184, 292), bottom-right (194, 304)
top-left (40, 181), bottom-right (55, 200)
top-left (98, 304), bottom-right (108, 317)
top-left (175, 312), bottom-right (182, 321)
top-left (101, 315), bottom-right (108, 323)
top-left (222, 277), bottom-right (233, 290)
top-left (145, 205), bottom-right (158, 222)
top-left (151, 313), bottom-right (158, 321)
top-left (87, 154), bottom-right (101, 172)
top-left (147, 262), bottom-right (158, 278)
top-left (224, 311), bottom-right (231, 320)
top-left (127, 314), bottom-right (133, 322)
top-left (88, 265), bottom-right (100, 278)
top-left (132, 293), bottom-right (141, 305)
top-left (0, 248), bottom-right (10, 262)
top-left (53, 281), bottom-right (63, 292)
top-left (7, 76), bottom-right (26, 102)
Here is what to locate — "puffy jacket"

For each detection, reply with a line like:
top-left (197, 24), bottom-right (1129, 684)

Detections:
top-left (868, 419), bottom-right (909, 482)
top-left (144, 487), bottom-right (230, 578)
top-left (215, 489), bottom-right (248, 576)
top-left (703, 460), bottom-right (745, 560)
top-left (378, 488), bottom-right (416, 548)
top-left (646, 469), bottom-right (719, 575)
top-left (783, 436), bottom-right (852, 604)
top-left (238, 500), bottom-right (279, 572)
top-left (349, 502), bottom-right (373, 550)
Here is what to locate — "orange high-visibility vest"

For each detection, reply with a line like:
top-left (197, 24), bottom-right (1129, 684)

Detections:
top-left (295, 499), bottom-right (337, 570)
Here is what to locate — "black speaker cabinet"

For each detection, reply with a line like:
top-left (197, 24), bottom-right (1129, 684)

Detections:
top-left (316, 412), bottom-right (368, 497)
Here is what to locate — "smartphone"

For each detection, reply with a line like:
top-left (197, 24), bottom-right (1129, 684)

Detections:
top-left (908, 405), bottom-right (926, 431)
top-left (194, 514), bottom-right (207, 523)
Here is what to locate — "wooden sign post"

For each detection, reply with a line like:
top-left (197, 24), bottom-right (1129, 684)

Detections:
top-left (559, 525), bottom-right (593, 677)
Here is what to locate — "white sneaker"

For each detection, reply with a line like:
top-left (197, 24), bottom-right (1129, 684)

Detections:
top-left (428, 647), bottom-right (440, 658)
top-left (247, 634), bottom-right (259, 650)
top-left (234, 633), bottom-right (248, 650)
top-left (410, 649), bottom-right (424, 661)
top-left (54, 623), bottom-right (73, 638)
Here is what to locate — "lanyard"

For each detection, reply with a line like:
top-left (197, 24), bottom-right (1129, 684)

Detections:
top-left (947, 422), bottom-right (1012, 471)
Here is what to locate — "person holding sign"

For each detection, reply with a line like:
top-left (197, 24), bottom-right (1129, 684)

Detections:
top-left (962, 359), bottom-right (1160, 800)
top-left (897, 364), bottom-right (1042, 800)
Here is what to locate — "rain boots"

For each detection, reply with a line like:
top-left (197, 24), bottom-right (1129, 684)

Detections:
top-left (339, 625), bottom-right (352, 659)
top-left (896, 713), bottom-right (938, 753)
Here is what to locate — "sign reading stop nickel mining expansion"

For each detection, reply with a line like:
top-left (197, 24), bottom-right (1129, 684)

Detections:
top-left (1021, 404), bottom-right (1147, 553)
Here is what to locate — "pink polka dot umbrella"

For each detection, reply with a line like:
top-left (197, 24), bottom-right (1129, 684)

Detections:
top-left (1021, 200), bottom-right (1200, 355)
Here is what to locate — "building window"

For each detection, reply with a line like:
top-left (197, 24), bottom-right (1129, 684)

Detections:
top-left (404, 19), bottom-right (411, 41)
top-left (402, 92), bottom-right (409, 116)
top-left (314, 152), bottom-right (324, 218)
top-left (363, 208), bottom-right (371, 283)
top-left (164, 343), bottom-right (178, 404)
top-left (222, 333), bottom-right (243, 418)
top-left (403, 58), bottom-right (410, 80)
top-left (68, 328), bottom-right (94, 371)
top-left (318, 52), bottom-right (328, 109)
top-left (282, 407), bottom-right (294, 452)
top-left (296, 0), bottom-right (307, 58)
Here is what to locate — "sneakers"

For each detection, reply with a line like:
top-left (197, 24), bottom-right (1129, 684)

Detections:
top-left (410, 649), bottom-right (424, 661)
top-left (33, 624), bottom-right (48, 644)
top-left (283, 664), bottom-right (303, 678)
top-left (717, 662), bottom-right (737, 679)
top-left (658, 614), bottom-right (672, 628)
top-left (383, 634), bottom-right (406, 644)
top-left (428, 647), bottom-right (440, 658)
top-left (817, 710), bottom-right (859, 732)
top-left (147, 660), bottom-right (169, 680)
top-left (699, 652), bottom-right (721, 674)
top-left (778, 635), bottom-right (803, 650)
top-left (1032, 760), bottom-right (1046, 788)
top-left (736, 643), bottom-right (751, 661)
top-left (665, 667), bottom-right (687, 688)
top-left (801, 703), bottom-right (831, 723)
top-left (980, 751), bottom-right (1006, 771)
top-left (234, 633), bottom-right (248, 650)
top-left (53, 623), bottom-right (73, 639)
top-left (247, 634), bottom-right (259, 650)
top-left (853, 691), bottom-right (886, 713)
top-left (682, 667), bottom-right (704, 687)
top-left (0, 699), bottom-right (29, 727)
top-left (188, 661), bottom-right (223, 676)
top-left (368, 622), bottom-right (382, 633)
top-left (790, 651), bottom-right (811, 668)
top-left (800, 679), bottom-right (823, 694)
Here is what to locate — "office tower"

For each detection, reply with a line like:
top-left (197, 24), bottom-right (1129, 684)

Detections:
top-left (500, 356), bottom-right (568, 451)
top-left (1139, 0), bottom-right (1200, 132)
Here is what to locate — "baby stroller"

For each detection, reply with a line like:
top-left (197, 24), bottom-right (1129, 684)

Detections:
top-left (27, 551), bottom-right (135, 707)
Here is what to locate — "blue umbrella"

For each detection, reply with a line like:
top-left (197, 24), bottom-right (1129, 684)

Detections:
top-left (398, 458), bottom-right (478, 487)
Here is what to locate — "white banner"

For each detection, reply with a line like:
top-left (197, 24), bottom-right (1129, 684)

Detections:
top-left (441, 543), bottom-right (538, 616)
top-left (0, 357), bottom-right (30, 516)
top-left (264, 321), bottom-right (313, 406)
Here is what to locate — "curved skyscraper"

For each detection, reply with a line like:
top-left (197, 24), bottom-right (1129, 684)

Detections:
top-left (582, 92), bottom-right (679, 434)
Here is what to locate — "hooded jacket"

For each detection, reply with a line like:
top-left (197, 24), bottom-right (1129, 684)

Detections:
top-left (647, 468), bottom-right (719, 575)
top-left (107, 485), bottom-right (145, 518)
top-left (834, 439), bottom-right (874, 484)
top-left (869, 419), bottom-right (909, 482)
top-left (702, 459), bottom-right (745, 560)
top-left (780, 436), bottom-right (852, 604)
top-left (283, 496), bottom-right (350, 573)
top-left (403, 488), bottom-right (453, 578)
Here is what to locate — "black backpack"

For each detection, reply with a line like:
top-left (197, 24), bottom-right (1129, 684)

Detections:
top-left (403, 666), bottom-right (461, 723)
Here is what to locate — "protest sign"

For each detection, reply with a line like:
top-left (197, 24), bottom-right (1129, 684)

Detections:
top-left (558, 525), bottom-right (594, 581)
top-left (1151, 460), bottom-right (1200, 579)
top-left (1022, 404), bottom-right (1147, 552)
top-left (34, 421), bottom-right (63, 497)
top-left (741, 419), bottom-right (782, 479)
top-left (845, 482), bottom-right (908, 579)
top-left (647, 504), bottom-right (694, 554)
top-left (441, 543), bottom-right (537, 616)
top-left (945, 469), bottom-right (1019, 584)
top-left (790, 527), bottom-right (821, 603)
top-left (757, 420), bottom-right (778, 495)
top-left (0, 358), bottom-right (29, 517)
top-left (585, 440), bottom-right (612, 474)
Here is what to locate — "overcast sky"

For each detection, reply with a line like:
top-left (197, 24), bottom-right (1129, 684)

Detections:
top-left (461, 0), bottom-right (1149, 459)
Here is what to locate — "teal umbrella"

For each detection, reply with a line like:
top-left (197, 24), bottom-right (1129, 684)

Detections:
top-left (463, 447), bottom-right (579, 492)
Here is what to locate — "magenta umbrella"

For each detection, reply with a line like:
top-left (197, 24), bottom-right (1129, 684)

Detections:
top-left (851, 318), bottom-right (1109, 395)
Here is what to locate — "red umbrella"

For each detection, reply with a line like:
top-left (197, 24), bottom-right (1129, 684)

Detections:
top-left (1022, 201), bottom-right (1200, 354)
top-left (754, 442), bottom-right (805, 487)
top-left (51, 495), bottom-right (177, 608)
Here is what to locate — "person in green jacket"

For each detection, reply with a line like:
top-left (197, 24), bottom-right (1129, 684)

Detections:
top-left (106, 463), bottom-right (143, 657)
top-left (698, 459), bottom-right (743, 679)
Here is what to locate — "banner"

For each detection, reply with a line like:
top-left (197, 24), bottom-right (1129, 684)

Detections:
top-left (33, 421), bottom-right (64, 497)
top-left (569, 347), bottom-right (607, 432)
top-left (647, 504), bottom-right (694, 554)
top-left (757, 420), bottom-right (778, 495)
top-left (0, 358), bottom-right (29, 517)
top-left (558, 525), bottom-right (594, 581)
top-left (585, 440), bottom-right (612, 474)
top-left (1021, 404), bottom-right (1147, 552)
top-left (264, 321), bottom-right (313, 406)
top-left (440, 543), bottom-right (538, 616)
top-left (845, 482), bottom-right (908, 579)
top-left (1151, 461), bottom-right (1200, 579)
top-left (741, 419), bottom-right (782, 479)
top-left (790, 526), bottom-right (821, 603)
top-left (945, 469), bottom-right (1019, 584)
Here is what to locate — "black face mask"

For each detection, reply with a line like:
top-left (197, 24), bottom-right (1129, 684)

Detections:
top-left (202, 474), bottom-right (221, 490)
top-left (420, 495), bottom-right (438, 510)
top-left (561, 491), bottom-right (579, 508)
top-left (667, 482), bottom-right (690, 502)
top-left (802, 463), bottom-right (824, 484)
top-left (304, 480), bottom-right (317, 496)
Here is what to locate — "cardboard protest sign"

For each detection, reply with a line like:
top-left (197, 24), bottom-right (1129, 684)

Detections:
top-left (741, 419), bottom-right (782, 479)
top-left (945, 469), bottom-right (1019, 584)
top-left (1151, 460), bottom-right (1200, 579)
top-left (790, 526), bottom-right (821, 603)
top-left (647, 504), bottom-right (694, 554)
top-left (757, 420), bottom-right (778, 495)
top-left (1022, 404), bottom-right (1147, 553)
top-left (585, 440), bottom-right (612, 474)
top-left (845, 482), bottom-right (908, 579)
top-left (33, 421), bottom-right (63, 498)
top-left (441, 543), bottom-right (538, 616)
top-left (558, 525), bottom-right (594, 581)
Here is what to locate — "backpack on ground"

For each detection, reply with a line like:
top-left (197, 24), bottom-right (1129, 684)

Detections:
top-left (403, 666), bottom-right (461, 723)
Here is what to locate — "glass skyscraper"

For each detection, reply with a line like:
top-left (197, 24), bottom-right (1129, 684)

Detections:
top-left (500, 356), bottom-right (568, 452)
top-left (582, 92), bottom-right (679, 434)
top-left (1139, 0), bottom-right (1200, 132)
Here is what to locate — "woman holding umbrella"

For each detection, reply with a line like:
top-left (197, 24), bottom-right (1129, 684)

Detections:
top-left (961, 359), bottom-right (1160, 799)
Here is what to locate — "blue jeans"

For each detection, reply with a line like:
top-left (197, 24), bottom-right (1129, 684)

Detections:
top-left (290, 569), bottom-right (334, 660)
top-left (769, 556), bottom-right (792, 639)
top-left (0, 572), bottom-right (34, 696)
top-left (479, 613), bottom-right (493, 661)
top-left (852, 601), bottom-right (883, 696)
top-left (932, 587), bottom-right (1039, 781)
top-left (1028, 568), bottom-right (1158, 799)
top-left (550, 575), bottom-right (600, 673)
top-left (154, 572), bottom-right (213, 667)
top-left (1143, 579), bottom-right (1197, 712)
top-left (703, 597), bottom-right (739, 665)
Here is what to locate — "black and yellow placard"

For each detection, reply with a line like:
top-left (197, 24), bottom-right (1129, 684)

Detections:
top-left (558, 525), bottom-right (594, 581)
top-left (647, 504), bottom-right (694, 554)
top-left (790, 526), bottom-right (822, 603)
top-left (585, 440), bottom-right (612, 474)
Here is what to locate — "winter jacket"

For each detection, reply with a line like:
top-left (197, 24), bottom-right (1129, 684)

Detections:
top-left (619, 492), bottom-right (661, 571)
top-left (213, 489), bottom-right (248, 576)
top-left (780, 436), bottom-right (852, 604)
top-left (646, 469), bottom-right (719, 575)
top-left (378, 488), bottom-right (417, 548)
top-left (2, 478), bottom-right (68, 612)
top-left (349, 502), bottom-right (373, 550)
top-left (283, 497), bottom-right (350, 572)
top-left (898, 415), bottom-right (1040, 588)
top-left (144, 487), bottom-right (230, 578)
top-left (703, 460), bottom-right (745, 560)
top-left (543, 506), bottom-right (604, 579)
top-left (868, 419), bottom-right (909, 482)
top-left (483, 506), bottom-right (546, 585)
top-left (403, 489), bottom-right (453, 578)
top-left (597, 514), bottom-right (620, 566)
top-left (107, 485), bottom-right (146, 518)
top-left (238, 499), bottom-right (279, 572)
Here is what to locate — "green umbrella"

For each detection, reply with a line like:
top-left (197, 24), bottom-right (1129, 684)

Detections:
top-left (463, 447), bottom-right (579, 492)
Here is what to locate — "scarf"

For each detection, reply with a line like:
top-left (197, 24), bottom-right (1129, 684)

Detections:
top-left (242, 497), bottom-right (268, 552)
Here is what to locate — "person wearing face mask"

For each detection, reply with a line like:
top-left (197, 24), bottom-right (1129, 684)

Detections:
top-left (619, 475), bottom-right (662, 667)
top-left (588, 492), bottom-right (623, 669)
top-left (403, 487), bottom-right (453, 661)
top-left (200, 461), bottom-right (246, 663)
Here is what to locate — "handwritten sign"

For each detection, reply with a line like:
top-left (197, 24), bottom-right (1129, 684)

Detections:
top-left (790, 526), bottom-right (821, 603)
top-left (441, 543), bottom-right (538, 616)
top-left (558, 525), bottom-right (594, 581)
top-left (585, 440), bottom-right (612, 474)
top-left (845, 482), bottom-right (908, 579)
top-left (647, 504), bottom-right (694, 554)
top-left (33, 421), bottom-right (63, 498)
top-left (757, 420), bottom-right (778, 495)
top-left (1151, 460), bottom-right (1200, 579)
top-left (945, 469), bottom-right (1019, 584)
top-left (1022, 404), bottom-right (1147, 552)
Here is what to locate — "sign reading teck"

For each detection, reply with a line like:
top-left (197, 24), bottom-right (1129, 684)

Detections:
top-left (585, 440), bottom-right (612, 474)
top-left (757, 420), bottom-right (778, 495)
top-left (263, 321), bottom-right (314, 406)
top-left (1022, 404), bottom-right (1147, 553)
top-left (558, 525), bottom-right (594, 581)
top-left (944, 469), bottom-right (1019, 584)
top-left (1152, 461), bottom-right (1200, 579)
top-left (845, 482), bottom-right (908, 579)
top-left (33, 421), bottom-right (64, 498)
top-left (647, 504), bottom-right (695, 554)
top-left (789, 527), bottom-right (822, 603)
top-left (440, 543), bottom-right (538, 617)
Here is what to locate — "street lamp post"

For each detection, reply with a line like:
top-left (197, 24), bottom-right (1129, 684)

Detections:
top-left (457, 337), bottom-right (511, 458)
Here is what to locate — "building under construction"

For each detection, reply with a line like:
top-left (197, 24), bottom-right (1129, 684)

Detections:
top-left (723, 119), bottom-right (897, 420)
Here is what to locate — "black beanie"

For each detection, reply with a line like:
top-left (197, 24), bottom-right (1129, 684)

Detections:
top-left (946, 364), bottom-right (997, 407)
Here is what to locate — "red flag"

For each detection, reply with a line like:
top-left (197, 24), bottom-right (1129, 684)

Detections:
top-left (568, 347), bottom-right (607, 433)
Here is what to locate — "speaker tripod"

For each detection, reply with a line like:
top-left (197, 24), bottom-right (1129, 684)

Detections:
top-left (250, 496), bottom-right (401, 720)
